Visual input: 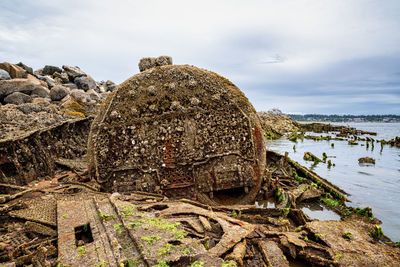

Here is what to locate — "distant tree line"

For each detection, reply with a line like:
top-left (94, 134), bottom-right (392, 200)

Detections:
top-left (289, 114), bottom-right (400, 122)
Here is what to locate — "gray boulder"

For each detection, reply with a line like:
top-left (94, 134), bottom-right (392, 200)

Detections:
top-left (0, 62), bottom-right (27, 78)
top-left (86, 89), bottom-right (101, 102)
top-left (70, 89), bottom-right (89, 103)
top-left (50, 85), bottom-right (69, 101)
top-left (37, 75), bottom-right (56, 88)
top-left (33, 68), bottom-right (43, 76)
top-left (106, 80), bottom-right (116, 91)
top-left (42, 65), bottom-right (62, 75)
top-left (16, 62), bottom-right (33, 75)
top-left (53, 72), bottom-right (69, 83)
top-left (74, 76), bottom-right (96, 91)
top-left (0, 69), bottom-right (11, 80)
top-left (31, 86), bottom-right (50, 98)
top-left (62, 65), bottom-right (86, 80)
top-left (4, 92), bottom-right (32, 105)
top-left (138, 56), bottom-right (173, 72)
top-left (98, 80), bottom-right (116, 92)
top-left (32, 97), bottom-right (51, 105)
top-left (62, 83), bottom-right (78, 90)
top-left (17, 102), bottom-right (48, 114)
top-left (0, 79), bottom-right (45, 98)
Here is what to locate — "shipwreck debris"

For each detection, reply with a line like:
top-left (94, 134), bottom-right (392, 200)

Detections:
top-left (358, 157), bottom-right (375, 165)
top-left (0, 117), bottom-right (93, 186)
top-left (88, 60), bottom-right (266, 205)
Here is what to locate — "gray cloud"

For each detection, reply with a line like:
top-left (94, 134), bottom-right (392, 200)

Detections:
top-left (0, 0), bottom-right (399, 114)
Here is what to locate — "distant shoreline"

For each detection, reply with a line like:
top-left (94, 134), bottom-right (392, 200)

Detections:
top-left (289, 114), bottom-right (400, 123)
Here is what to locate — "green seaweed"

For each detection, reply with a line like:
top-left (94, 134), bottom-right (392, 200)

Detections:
top-left (342, 231), bottom-right (352, 241)
top-left (276, 188), bottom-right (286, 203)
top-left (370, 225), bottom-right (383, 239)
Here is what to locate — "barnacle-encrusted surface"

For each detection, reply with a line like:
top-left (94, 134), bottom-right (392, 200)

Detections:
top-left (88, 65), bottom-right (266, 205)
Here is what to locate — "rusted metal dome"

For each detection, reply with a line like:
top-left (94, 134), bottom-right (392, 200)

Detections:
top-left (88, 63), bottom-right (265, 205)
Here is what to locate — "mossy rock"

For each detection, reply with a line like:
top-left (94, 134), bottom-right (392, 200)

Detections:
top-left (88, 64), bottom-right (266, 205)
top-left (62, 97), bottom-right (87, 116)
top-left (66, 111), bottom-right (85, 118)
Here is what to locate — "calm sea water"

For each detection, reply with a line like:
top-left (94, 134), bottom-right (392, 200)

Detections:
top-left (266, 122), bottom-right (400, 242)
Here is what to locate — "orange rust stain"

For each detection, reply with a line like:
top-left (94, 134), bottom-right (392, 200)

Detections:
top-left (0, 156), bottom-right (10, 164)
top-left (254, 127), bottom-right (264, 156)
top-left (163, 139), bottom-right (175, 168)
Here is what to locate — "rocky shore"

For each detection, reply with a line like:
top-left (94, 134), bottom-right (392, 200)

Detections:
top-left (257, 109), bottom-right (298, 139)
top-left (0, 62), bottom-right (115, 140)
top-left (0, 58), bottom-right (399, 266)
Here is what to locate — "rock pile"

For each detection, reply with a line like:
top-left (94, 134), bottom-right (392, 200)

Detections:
top-left (0, 62), bottom-right (116, 140)
top-left (258, 109), bottom-right (299, 139)
top-left (0, 62), bottom-right (115, 106)
top-left (138, 56), bottom-right (173, 72)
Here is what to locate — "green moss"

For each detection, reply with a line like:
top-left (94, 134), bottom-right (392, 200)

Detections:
top-left (153, 260), bottom-right (169, 267)
top-left (334, 254), bottom-right (344, 259)
top-left (123, 259), bottom-right (139, 267)
top-left (190, 261), bottom-right (204, 267)
top-left (76, 246), bottom-right (86, 258)
top-left (292, 172), bottom-right (307, 183)
top-left (146, 218), bottom-right (180, 232)
top-left (280, 207), bottom-right (290, 217)
top-left (141, 235), bottom-right (160, 245)
top-left (95, 260), bottom-right (108, 267)
top-left (181, 248), bottom-right (191, 255)
top-left (119, 204), bottom-right (136, 218)
top-left (119, 204), bottom-right (136, 212)
top-left (128, 219), bottom-right (145, 229)
top-left (112, 223), bottom-right (124, 234)
top-left (231, 210), bottom-right (238, 217)
top-left (62, 214), bottom-right (68, 219)
top-left (174, 230), bottom-right (187, 239)
top-left (158, 243), bottom-right (176, 256)
top-left (203, 240), bottom-right (209, 250)
top-left (276, 188), bottom-right (286, 203)
top-left (99, 212), bottom-right (116, 222)
top-left (295, 226), bottom-right (303, 232)
top-left (320, 197), bottom-right (340, 208)
top-left (221, 261), bottom-right (237, 267)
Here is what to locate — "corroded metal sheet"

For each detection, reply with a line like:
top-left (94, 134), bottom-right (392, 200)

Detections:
top-left (0, 117), bottom-right (92, 185)
top-left (57, 198), bottom-right (145, 267)
top-left (9, 198), bottom-right (57, 226)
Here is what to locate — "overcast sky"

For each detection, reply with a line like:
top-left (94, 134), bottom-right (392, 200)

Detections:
top-left (1, 0), bottom-right (399, 114)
